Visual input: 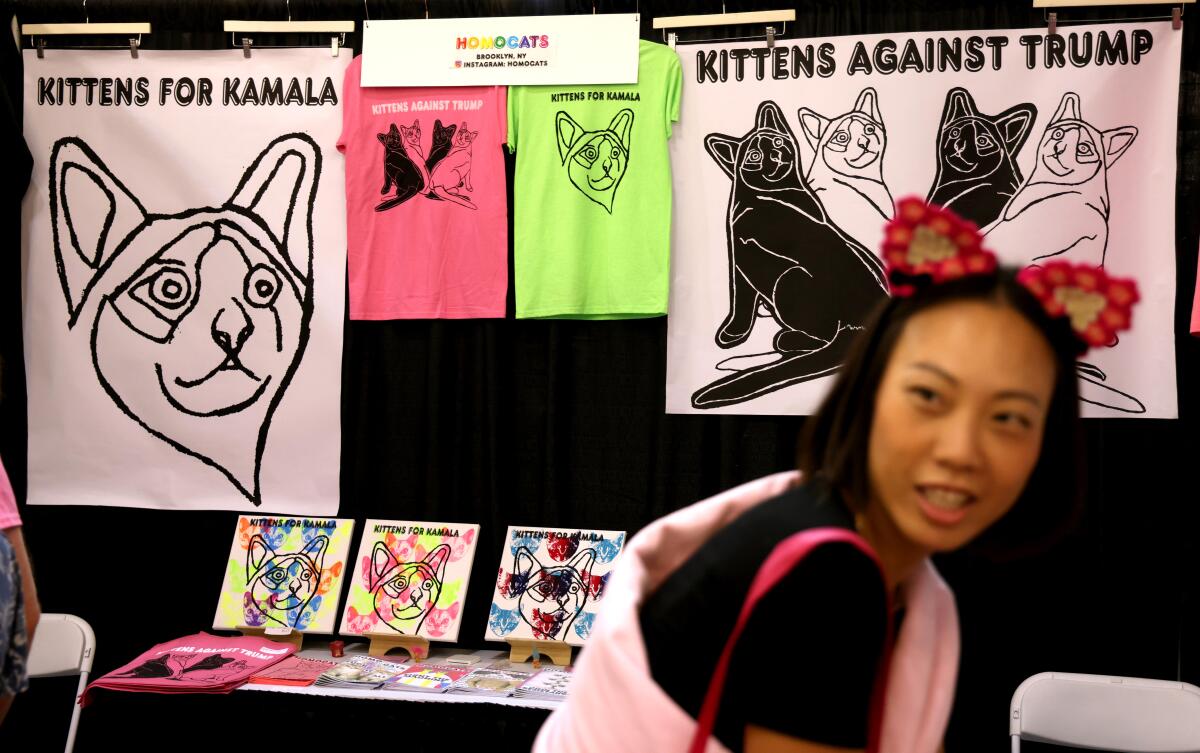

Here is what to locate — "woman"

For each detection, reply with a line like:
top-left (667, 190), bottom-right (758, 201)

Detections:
top-left (534, 199), bottom-right (1136, 753)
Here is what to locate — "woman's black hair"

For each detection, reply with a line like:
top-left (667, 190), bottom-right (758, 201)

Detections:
top-left (798, 267), bottom-right (1085, 557)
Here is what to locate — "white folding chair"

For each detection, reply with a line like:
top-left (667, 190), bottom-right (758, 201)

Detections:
top-left (1010, 671), bottom-right (1200, 752)
top-left (26, 614), bottom-right (95, 753)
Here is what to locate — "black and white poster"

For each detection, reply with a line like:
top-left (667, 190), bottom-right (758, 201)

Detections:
top-left (665, 23), bottom-right (1181, 417)
top-left (22, 50), bottom-right (349, 512)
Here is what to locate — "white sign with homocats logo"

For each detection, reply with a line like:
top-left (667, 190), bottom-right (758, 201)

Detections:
top-left (361, 14), bottom-right (639, 87)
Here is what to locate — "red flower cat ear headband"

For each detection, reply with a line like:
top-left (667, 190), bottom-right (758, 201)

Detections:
top-left (882, 197), bottom-right (1140, 353)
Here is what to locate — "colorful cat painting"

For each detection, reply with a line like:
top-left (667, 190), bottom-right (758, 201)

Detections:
top-left (926, 88), bottom-right (1037, 228)
top-left (341, 521), bottom-right (479, 642)
top-left (47, 134), bottom-right (317, 505)
top-left (245, 534), bottom-right (328, 628)
top-left (368, 541), bottom-right (451, 634)
top-left (487, 527), bottom-right (624, 646)
top-left (985, 92), bottom-right (1137, 269)
top-left (555, 109), bottom-right (634, 213)
top-left (511, 546), bottom-right (595, 641)
top-left (797, 87), bottom-right (894, 252)
top-left (696, 100), bottom-right (887, 409)
top-left (425, 119), bottom-right (457, 173)
top-left (377, 121), bottom-right (427, 212)
top-left (427, 123), bottom-right (478, 210)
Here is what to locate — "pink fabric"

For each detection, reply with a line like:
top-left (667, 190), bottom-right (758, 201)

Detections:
top-left (83, 632), bottom-right (297, 705)
top-left (1191, 241), bottom-right (1200, 335)
top-left (0, 459), bottom-right (20, 530)
top-left (533, 471), bottom-right (960, 753)
top-left (338, 56), bottom-right (508, 320)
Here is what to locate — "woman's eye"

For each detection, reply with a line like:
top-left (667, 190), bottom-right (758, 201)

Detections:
top-left (908, 386), bottom-right (941, 406)
top-left (864, 125), bottom-right (875, 135)
top-left (1078, 144), bottom-right (1093, 154)
top-left (994, 412), bottom-right (1033, 430)
top-left (976, 136), bottom-right (992, 147)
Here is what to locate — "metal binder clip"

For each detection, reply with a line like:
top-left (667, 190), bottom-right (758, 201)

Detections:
top-left (36, 38), bottom-right (46, 59)
top-left (129, 37), bottom-right (139, 58)
top-left (1173, 7), bottom-right (1182, 30)
top-left (331, 35), bottom-right (339, 56)
top-left (766, 25), bottom-right (775, 49)
top-left (242, 37), bottom-right (252, 58)
top-left (1047, 12), bottom-right (1057, 36)
top-left (668, 31), bottom-right (677, 50)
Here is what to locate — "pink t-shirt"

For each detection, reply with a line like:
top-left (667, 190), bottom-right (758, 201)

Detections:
top-left (338, 56), bottom-right (508, 319)
top-left (1192, 240), bottom-right (1200, 335)
top-left (0, 458), bottom-right (20, 530)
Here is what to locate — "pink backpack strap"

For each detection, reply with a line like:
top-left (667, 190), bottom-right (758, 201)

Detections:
top-left (688, 528), bottom-right (894, 753)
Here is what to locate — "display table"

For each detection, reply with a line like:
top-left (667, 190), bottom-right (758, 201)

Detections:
top-left (236, 641), bottom-right (564, 711)
top-left (7, 640), bottom-right (559, 752)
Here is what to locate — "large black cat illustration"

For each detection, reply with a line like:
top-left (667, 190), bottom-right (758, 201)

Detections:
top-left (697, 100), bottom-right (887, 409)
top-left (376, 122), bottom-right (426, 212)
top-left (425, 119), bottom-right (457, 173)
top-left (926, 88), bottom-right (1036, 228)
top-left (48, 133), bottom-right (318, 506)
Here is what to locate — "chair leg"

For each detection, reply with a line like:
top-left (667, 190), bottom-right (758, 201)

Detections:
top-left (65, 671), bottom-right (87, 753)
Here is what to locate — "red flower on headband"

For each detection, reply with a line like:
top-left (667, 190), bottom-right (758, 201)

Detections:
top-left (1016, 262), bottom-right (1140, 348)
top-left (882, 197), bottom-right (997, 295)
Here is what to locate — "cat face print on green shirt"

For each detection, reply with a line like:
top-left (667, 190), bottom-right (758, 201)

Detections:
top-left (555, 109), bottom-right (634, 213)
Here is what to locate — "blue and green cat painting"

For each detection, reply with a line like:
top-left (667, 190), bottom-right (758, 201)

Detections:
top-left (214, 516), bottom-right (355, 632)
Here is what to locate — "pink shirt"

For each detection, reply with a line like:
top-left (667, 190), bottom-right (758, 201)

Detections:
top-left (1192, 240), bottom-right (1200, 335)
top-left (0, 458), bottom-right (20, 530)
top-left (338, 56), bottom-right (508, 319)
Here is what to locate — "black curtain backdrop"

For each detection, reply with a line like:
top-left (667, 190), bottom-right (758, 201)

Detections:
top-left (0, 1), bottom-right (1197, 751)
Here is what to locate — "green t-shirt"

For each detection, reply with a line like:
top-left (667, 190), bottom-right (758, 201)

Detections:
top-left (508, 40), bottom-right (683, 319)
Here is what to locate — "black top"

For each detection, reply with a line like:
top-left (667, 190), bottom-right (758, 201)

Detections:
top-left (639, 482), bottom-right (889, 752)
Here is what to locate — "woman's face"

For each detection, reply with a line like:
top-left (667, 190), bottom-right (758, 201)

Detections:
top-left (867, 300), bottom-right (1057, 554)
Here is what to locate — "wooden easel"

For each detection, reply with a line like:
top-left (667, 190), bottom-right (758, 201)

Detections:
top-left (238, 625), bottom-right (305, 650)
top-left (365, 633), bottom-right (430, 662)
top-left (506, 639), bottom-right (572, 667)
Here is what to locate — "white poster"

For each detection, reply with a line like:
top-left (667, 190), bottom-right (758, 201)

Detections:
top-left (22, 49), bottom-right (349, 512)
top-left (361, 14), bottom-right (640, 87)
top-left (666, 23), bottom-right (1181, 418)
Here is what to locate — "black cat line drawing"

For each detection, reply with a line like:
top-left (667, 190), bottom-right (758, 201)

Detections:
top-left (111, 653), bottom-right (236, 680)
top-left (985, 92), bottom-right (1137, 268)
top-left (245, 534), bottom-right (328, 628)
top-left (696, 100), bottom-right (887, 409)
top-left (377, 122), bottom-right (425, 212)
top-left (425, 119), bottom-right (457, 173)
top-left (427, 124), bottom-right (478, 210)
top-left (512, 546), bottom-right (595, 640)
top-left (926, 88), bottom-right (1037, 228)
top-left (984, 92), bottom-right (1143, 414)
top-left (555, 109), bottom-right (634, 213)
top-left (48, 134), bottom-right (318, 506)
top-left (797, 87), bottom-right (894, 252)
top-left (369, 541), bottom-right (452, 634)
